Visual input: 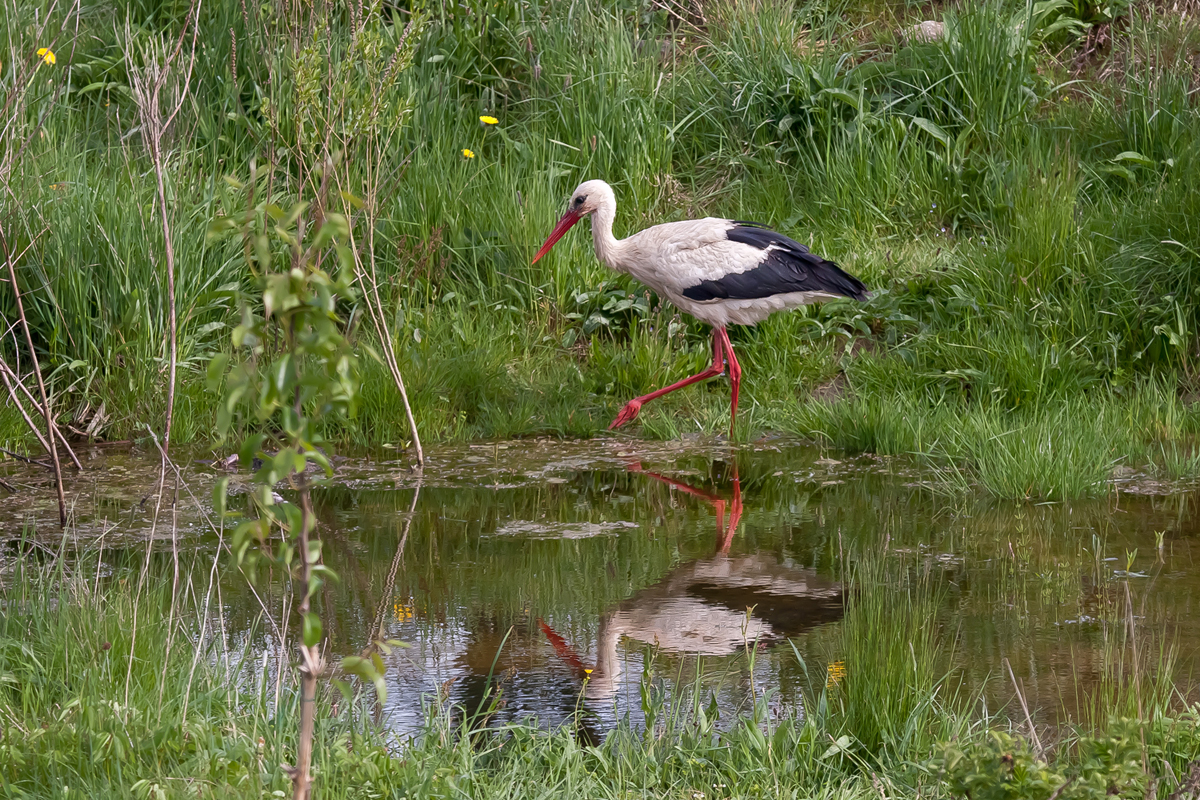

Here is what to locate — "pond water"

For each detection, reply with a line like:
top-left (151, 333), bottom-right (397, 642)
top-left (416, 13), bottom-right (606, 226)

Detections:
top-left (3, 437), bottom-right (1199, 739)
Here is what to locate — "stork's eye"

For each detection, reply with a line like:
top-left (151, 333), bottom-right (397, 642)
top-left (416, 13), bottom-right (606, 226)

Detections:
top-left (574, 195), bottom-right (586, 207)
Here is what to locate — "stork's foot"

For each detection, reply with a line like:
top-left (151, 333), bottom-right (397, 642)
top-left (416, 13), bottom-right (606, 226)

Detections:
top-left (609, 399), bottom-right (643, 430)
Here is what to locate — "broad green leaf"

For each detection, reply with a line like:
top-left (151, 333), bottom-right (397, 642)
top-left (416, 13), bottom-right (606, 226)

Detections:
top-left (911, 117), bottom-right (951, 147)
top-left (282, 201), bottom-right (309, 228)
top-left (822, 735), bottom-right (854, 759)
top-left (1113, 150), bottom-right (1155, 168)
top-left (822, 87), bottom-right (861, 111)
top-left (212, 477), bottom-right (229, 519)
top-left (342, 655), bottom-right (388, 703)
top-left (302, 612), bottom-right (323, 647)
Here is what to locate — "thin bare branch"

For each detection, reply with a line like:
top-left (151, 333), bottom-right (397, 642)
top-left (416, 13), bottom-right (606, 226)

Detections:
top-left (0, 355), bottom-right (54, 455)
top-left (0, 223), bottom-right (66, 526)
top-left (127, 2), bottom-right (201, 449)
top-left (0, 357), bottom-right (83, 469)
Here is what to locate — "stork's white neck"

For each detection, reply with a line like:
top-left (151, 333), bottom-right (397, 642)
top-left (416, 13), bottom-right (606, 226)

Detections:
top-left (589, 196), bottom-right (625, 272)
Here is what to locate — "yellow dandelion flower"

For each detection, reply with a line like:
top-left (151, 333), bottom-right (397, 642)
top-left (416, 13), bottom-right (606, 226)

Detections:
top-left (584, 668), bottom-right (593, 675)
top-left (462, 148), bottom-right (475, 159)
top-left (479, 115), bottom-right (499, 125)
top-left (37, 48), bottom-right (56, 65)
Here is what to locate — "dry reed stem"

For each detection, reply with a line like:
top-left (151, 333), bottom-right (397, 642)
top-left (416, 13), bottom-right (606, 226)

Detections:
top-left (344, 137), bottom-right (424, 468)
top-left (289, 483), bottom-right (323, 800)
top-left (0, 445), bottom-right (51, 469)
top-left (0, 357), bottom-right (82, 469)
top-left (141, 435), bottom-right (267, 730)
top-left (1, 224), bottom-right (66, 526)
top-left (124, 448), bottom-right (169, 707)
top-left (128, 1), bottom-right (202, 449)
top-left (0, 443), bottom-right (51, 470)
top-left (360, 221), bottom-right (424, 468)
top-left (1005, 656), bottom-right (1044, 756)
top-left (324, 15), bottom-right (423, 468)
top-left (0, 354), bottom-right (54, 455)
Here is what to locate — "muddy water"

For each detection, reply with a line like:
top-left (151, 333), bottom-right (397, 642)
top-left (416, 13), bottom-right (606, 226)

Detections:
top-left (3, 437), bottom-right (1200, 737)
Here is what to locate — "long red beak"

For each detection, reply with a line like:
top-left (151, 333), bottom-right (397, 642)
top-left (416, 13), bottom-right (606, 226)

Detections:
top-left (532, 210), bottom-right (582, 264)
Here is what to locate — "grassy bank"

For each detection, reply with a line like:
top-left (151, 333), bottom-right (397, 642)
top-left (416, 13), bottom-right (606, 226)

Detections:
top-left (2, 0), bottom-right (1200, 498)
top-left (2, 546), bottom-right (1198, 799)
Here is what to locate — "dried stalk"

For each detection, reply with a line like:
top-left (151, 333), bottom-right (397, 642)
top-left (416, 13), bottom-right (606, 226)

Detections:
top-left (363, 218), bottom-right (423, 467)
top-left (0, 224), bottom-right (66, 526)
top-left (0, 446), bottom-right (51, 469)
top-left (291, 483), bottom-right (323, 800)
top-left (0, 356), bottom-right (82, 469)
top-left (0, 355), bottom-right (53, 455)
top-left (127, 2), bottom-right (201, 449)
top-left (1004, 657), bottom-right (1044, 756)
top-left (346, 134), bottom-right (423, 468)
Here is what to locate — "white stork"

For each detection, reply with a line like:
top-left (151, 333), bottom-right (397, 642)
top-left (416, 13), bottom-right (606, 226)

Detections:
top-left (532, 179), bottom-right (869, 433)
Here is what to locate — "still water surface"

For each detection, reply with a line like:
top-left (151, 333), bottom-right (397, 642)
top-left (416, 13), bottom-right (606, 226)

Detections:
top-left (3, 437), bottom-right (1199, 737)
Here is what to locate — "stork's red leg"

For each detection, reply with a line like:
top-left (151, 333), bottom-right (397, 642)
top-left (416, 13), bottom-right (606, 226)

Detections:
top-left (717, 328), bottom-right (743, 436)
top-left (609, 328), bottom-right (727, 430)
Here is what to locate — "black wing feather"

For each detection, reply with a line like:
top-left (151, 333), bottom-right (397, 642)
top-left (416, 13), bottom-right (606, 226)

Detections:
top-left (682, 222), bottom-right (868, 302)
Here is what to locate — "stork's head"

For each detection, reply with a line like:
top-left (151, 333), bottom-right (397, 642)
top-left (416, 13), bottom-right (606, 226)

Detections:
top-left (532, 179), bottom-right (614, 264)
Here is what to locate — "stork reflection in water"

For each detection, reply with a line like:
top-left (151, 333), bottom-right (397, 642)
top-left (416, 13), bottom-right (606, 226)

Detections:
top-left (540, 460), bottom-right (843, 705)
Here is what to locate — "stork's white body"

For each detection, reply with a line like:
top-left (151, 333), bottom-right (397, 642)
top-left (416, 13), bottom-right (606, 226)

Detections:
top-left (592, 213), bottom-right (843, 328)
top-left (532, 179), bottom-right (868, 432)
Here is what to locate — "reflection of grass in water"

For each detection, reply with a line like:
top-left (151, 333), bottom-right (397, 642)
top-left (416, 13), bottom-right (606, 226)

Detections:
top-left (800, 552), bottom-right (973, 760)
top-left (304, 452), bottom-right (1200, 732)
top-left (0, 551), bottom-right (397, 798)
top-left (1072, 578), bottom-right (1186, 732)
top-left (6, 543), bottom-right (1200, 798)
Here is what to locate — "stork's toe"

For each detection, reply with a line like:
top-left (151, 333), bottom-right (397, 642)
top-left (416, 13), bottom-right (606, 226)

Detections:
top-left (609, 400), bottom-right (643, 430)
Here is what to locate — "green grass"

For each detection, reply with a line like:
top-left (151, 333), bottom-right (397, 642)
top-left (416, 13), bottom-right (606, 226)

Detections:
top-left (2, 0), bottom-right (1200, 498)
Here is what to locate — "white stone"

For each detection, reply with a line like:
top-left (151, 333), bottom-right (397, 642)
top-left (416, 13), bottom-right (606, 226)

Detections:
top-left (906, 20), bottom-right (945, 43)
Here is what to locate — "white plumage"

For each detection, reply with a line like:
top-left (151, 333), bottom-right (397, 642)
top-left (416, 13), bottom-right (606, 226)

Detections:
top-left (533, 179), bottom-right (868, 433)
